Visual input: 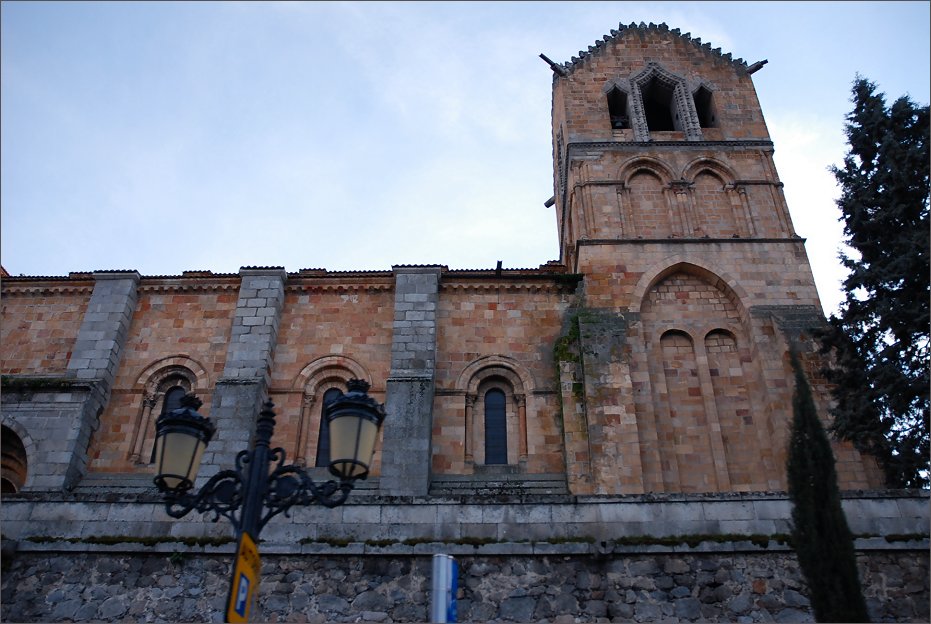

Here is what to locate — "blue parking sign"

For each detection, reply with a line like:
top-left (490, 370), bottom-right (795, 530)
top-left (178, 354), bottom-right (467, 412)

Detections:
top-left (234, 573), bottom-right (250, 617)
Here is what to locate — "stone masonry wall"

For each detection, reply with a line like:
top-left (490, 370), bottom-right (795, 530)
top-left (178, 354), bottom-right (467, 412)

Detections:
top-left (432, 279), bottom-right (573, 476)
top-left (0, 384), bottom-right (102, 491)
top-left (1, 547), bottom-right (927, 623)
top-left (88, 279), bottom-right (239, 474)
top-left (267, 278), bottom-right (394, 473)
top-left (0, 284), bottom-right (93, 375)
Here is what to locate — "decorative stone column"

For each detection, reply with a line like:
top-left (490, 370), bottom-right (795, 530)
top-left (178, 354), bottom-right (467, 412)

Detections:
top-left (128, 393), bottom-right (157, 463)
top-left (294, 393), bottom-right (314, 466)
top-left (464, 394), bottom-right (476, 465)
top-left (515, 393), bottom-right (528, 463)
top-left (379, 266), bottom-right (442, 496)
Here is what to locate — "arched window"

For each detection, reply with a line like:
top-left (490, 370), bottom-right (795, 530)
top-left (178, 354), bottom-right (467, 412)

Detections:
top-left (1, 425), bottom-right (28, 494)
top-left (293, 357), bottom-right (374, 469)
top-left (130, 368), bottom-right (196, 465)
top-left (458, 358), bottom-right (532, 471)
top-left (128, 358), bottom-right (208, 468)
top-left (315, 388), bottom-right (342, 467)
top-left (484, 389), bottom-right (508, 465)
top-left (162, 386), bottom-right (186, 414)
top-left (150, 385), bottom-right (188, 463)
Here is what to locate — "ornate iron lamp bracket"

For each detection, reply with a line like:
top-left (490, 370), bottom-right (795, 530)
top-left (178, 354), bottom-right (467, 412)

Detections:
top-left (162, 466), bottom-right (245, 527)
top-left (162, 447), bottom-right (354, 534)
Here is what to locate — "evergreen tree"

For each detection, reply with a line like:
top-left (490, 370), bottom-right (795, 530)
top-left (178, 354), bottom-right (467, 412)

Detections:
top-left (818, 77), bottom-right (930, 488)
top-left (786, 350), bottom-right (869, 623)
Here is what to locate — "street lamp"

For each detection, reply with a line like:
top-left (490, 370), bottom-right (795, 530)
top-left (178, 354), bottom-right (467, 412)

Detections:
top-left (152, 378), bottom-right (386, 622)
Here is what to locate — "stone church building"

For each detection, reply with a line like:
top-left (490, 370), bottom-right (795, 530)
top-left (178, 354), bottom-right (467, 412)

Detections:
top-left (2, 22), bottom-right (927, 623)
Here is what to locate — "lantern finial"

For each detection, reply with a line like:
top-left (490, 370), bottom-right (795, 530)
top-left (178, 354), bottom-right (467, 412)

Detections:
top-left (180, 393), bottom-right (203, 410)
top-left (346, 378), bottom-right (370, 394)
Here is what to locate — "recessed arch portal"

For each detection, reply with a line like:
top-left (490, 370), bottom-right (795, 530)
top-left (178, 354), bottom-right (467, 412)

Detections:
top-left (637, 265), bottom-right (771, 493)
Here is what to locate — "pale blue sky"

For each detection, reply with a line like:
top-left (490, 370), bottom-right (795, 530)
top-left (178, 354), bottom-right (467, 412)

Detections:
top-left (2, 1), bottom-right (929, 314)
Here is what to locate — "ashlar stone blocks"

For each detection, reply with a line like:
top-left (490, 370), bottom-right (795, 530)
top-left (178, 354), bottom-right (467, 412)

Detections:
top-left (201, 268), bottom-right (287, 480)
top-left (66, 272), bottom-right (140, 393)
top-left (380, 266), bottom-right (442, 496)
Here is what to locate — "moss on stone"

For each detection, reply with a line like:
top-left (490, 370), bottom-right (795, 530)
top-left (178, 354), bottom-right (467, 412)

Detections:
top-left (883, 533), bottom-right (929, 543)
top-left (299, 537), bottom-right (352, 547)
top-left (553, 314), bottom-right (581, 364)
top-left (0, 375), bottom-right (83, 392)
top-left (23, 535), bottom-right (234, 547)
top-left (609, 533), bottom-right (792, 549)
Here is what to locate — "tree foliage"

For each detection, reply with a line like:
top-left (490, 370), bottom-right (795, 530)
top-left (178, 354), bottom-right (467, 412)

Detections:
top-left (818, 76), bottom-right (930, 488)
top-left (786, 351), bottom-right (869, 623)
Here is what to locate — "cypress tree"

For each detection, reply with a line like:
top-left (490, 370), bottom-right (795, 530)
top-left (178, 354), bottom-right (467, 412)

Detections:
top-left (786, 350), bottom-right (869, 622)
top-left (818, 77), bottom-right (930, 488)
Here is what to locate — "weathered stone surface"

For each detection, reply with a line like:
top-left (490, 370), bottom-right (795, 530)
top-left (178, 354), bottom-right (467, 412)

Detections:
top-left (50, 599), bottom-right (81, 620)
top-left (98, 595), bottom-right (129, 619)
top-left (675, 597), bottom-right (703, 619)
top-left (73, 602), bottom-right (99, 621)
top-left (0, 548), bottom-right (927, 623)
top-left (317, 593), bottom-right (350, 614)
top-left (264, 594), bottom-right (290, 612)
top-left (499, 595), bottom-right (536, 621)
top-left (352, 590), bottom-right (388, 611)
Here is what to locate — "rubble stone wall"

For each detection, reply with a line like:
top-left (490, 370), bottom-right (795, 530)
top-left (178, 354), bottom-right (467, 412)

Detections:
top-left (1, 547), bottom-right (927, 623)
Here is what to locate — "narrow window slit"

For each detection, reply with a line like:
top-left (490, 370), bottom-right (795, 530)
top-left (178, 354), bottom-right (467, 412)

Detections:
top-left (607, 87), bottom-right (629, 129)
top-left (694, 86), bottom-right (716, 128)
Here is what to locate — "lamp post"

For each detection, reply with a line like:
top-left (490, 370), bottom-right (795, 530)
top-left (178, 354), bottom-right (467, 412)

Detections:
top-left (152, 379), bottom-right (386, 622)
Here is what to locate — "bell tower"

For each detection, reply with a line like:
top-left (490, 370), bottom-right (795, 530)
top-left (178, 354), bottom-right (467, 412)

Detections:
top-left (549, 22), bottom-right (795, 273)
top-left (546, 22), bottom-right (884, 495)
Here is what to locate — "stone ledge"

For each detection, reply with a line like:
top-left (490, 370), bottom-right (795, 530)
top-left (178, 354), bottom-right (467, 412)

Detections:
top-left (10, 537), bottom-right (927, 557)
top-left (7, 486), bottom-right (924, 504)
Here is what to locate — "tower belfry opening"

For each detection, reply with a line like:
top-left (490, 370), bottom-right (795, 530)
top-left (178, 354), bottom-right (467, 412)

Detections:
top-left (694, 85), bottom-right (716, 128)
top-left (607, 87), bottom-right (629, 129)
top-left (641, 76), bottom-right (677, 131)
